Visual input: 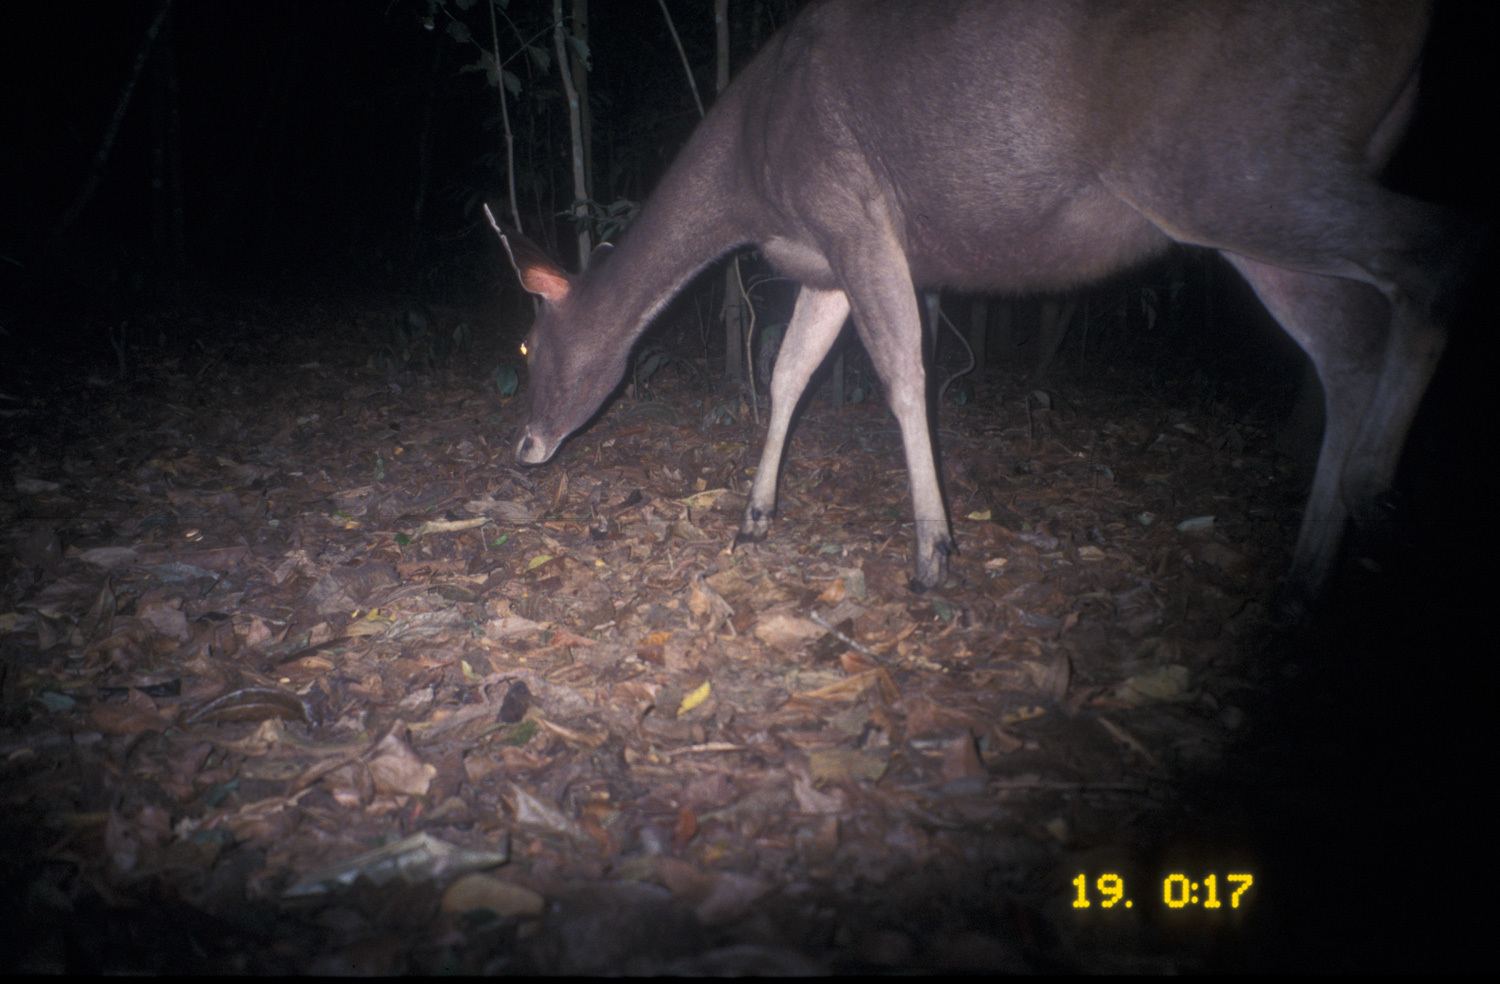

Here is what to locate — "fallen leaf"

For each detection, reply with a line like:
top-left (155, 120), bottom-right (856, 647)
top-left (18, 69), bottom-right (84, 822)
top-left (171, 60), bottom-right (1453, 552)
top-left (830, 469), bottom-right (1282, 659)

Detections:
top-left (791, 775), bottom-right (845, 815)
top-left (441, 874), bottom-right (545, 918)
top-left (806, 747), bottom-right (889, 783)
top-left (940, 733), bottom-right (987, 782)
top-left (510, 784), bottom-right (589, 841)
top-left (1115, 664), bottom-right (1191, 705)
top-left (283, 832), bottom-right (509, 897)
top-left (367, 723), bottom-right (437, 796)
top-left (753, 613), bottom-right (823, 651)
top-left (677, 680), bottom-right (712, 716)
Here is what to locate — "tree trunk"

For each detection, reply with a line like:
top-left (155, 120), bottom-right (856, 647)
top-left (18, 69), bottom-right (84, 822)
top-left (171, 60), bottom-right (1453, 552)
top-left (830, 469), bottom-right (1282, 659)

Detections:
top-left (554, 0), bottom-right (590, 268)
top-left (715, 0), bottom-right (748, 383)
top-left (410, 35), bottom-right (443, 267)
top-left (968, 298), bottom-right (988, 378)
top-left (149, 10), bottom-right (185, 275)
top-left (1031, 298), bottom-right (1078, 382)
top-left (485, 0), bottom-right (522, 230)
top-left (572, 0), bottom-right (592, 204)
top-left (993, 300), bottom-right (1015, 362)
top-left (48, 0), bottom-right (174, 254)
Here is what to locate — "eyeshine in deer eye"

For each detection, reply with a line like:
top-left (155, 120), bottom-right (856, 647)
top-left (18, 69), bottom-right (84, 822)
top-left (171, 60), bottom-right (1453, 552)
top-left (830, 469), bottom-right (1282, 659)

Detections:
top-left (519, 341), bottom-right (528, 357)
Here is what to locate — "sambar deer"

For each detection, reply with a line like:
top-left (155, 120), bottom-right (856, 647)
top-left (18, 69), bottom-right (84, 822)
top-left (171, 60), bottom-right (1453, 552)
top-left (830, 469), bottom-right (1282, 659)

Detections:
top-left (497, 0), bottom-right (1475, 612)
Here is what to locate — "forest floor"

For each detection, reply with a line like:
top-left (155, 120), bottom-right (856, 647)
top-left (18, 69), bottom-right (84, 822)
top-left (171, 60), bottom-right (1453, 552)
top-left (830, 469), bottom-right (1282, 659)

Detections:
top-left (0, 288), bottom-right (1486, 972)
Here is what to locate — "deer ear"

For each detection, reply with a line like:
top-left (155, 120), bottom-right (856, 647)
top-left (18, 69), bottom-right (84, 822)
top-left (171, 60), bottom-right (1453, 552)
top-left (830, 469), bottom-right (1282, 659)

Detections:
top-left (512, 255), bottom-right (573, 305)
top-left (490, 218), bottom-right (574, 306)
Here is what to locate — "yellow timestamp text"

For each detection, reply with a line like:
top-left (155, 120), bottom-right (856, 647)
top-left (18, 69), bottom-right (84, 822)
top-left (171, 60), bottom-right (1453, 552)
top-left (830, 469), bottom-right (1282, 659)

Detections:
top-left (1071, 873), bottom-right (1254, 910)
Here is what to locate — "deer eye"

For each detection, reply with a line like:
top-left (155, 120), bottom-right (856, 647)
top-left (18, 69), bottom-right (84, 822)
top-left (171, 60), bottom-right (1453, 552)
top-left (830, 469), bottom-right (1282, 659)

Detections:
top-left (520, 341), bottom-right (529, 357)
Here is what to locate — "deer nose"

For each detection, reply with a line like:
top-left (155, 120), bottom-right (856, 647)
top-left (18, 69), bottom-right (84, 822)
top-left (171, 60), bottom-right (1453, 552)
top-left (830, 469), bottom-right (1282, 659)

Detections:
top-left (516, 427), bottom-right (552, 465)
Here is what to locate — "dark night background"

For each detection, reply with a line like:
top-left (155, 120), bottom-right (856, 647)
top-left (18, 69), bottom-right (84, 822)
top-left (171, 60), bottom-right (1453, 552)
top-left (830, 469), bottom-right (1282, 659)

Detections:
top-left (1, 0), bottom-right (1494, 971)
top-left (2, 1), bottom-right (794, 327)
top-left (1, 2), bottom-right (1494, 372)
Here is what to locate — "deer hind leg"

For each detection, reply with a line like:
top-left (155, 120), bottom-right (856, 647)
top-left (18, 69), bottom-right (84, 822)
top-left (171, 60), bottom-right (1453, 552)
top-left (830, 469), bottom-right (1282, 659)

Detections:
top-left (1221, 257), bottom-right (1391, 611)
top-left (837, 245), bottom-right (954, 592)
top-left (738, 286), bottom-right (851, 545)
top-left (1216, 188), bottom-right (1473, 611)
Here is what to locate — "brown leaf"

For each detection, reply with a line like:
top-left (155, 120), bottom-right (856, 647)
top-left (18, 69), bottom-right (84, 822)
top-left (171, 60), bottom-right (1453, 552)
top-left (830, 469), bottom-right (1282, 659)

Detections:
top-left (752, 613), bottom-right (823, 651)
top-left (687, 573), bottom-right (734, 632)
top-left (509, 784), bottom-right (588, 840)
top-left (672, 806), bottom-right (698, 850)
top-left (186, 686), bottom-right (309, 725)
top-left (90, 690), bottom-right (173, 736)
top-left (791, 775), bottom-right (845, 815)
top-left (462, 497), bottom-right (538, 523)
top-left (940, 733), bottom-right (987, 782)
top-left (441, 874), bottom-right (545, 918)
top-left (367, 723), bottom-right (436, 796)
top-left (166, 545), bottom-right (250, 571)
top-left (817, 578), bottom-right (846, 604)
top-left (806, 747), bottom-right (889, 783)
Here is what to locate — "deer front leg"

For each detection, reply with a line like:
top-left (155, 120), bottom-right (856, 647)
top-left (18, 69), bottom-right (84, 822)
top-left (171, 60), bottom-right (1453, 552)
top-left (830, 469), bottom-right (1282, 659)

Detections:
top-left (738, 286), bottom-right (851, 545)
